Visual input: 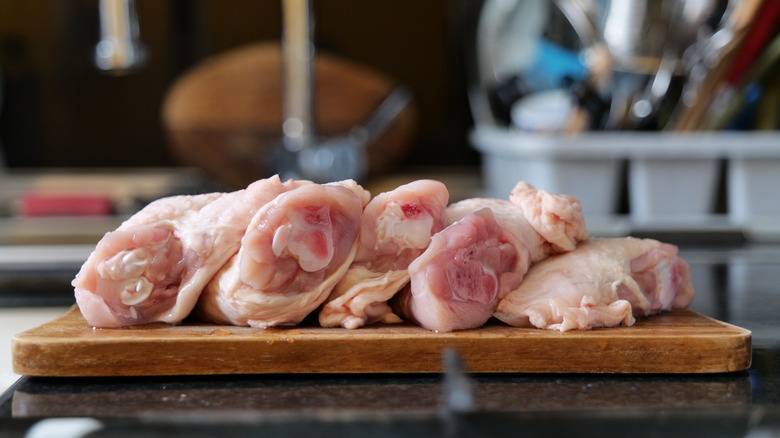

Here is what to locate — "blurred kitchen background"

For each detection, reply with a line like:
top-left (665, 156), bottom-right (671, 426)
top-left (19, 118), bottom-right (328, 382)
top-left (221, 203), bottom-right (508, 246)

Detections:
top-left (0, 0), bottom-right (778, 298)
top-left (0, 0), bottom-right (778, 286)
top-left (0, 1), bottom-right (483, 390)
top-left (0, 0), bottom-right (480, 169)
top-left (0, 0), bottom-right (779, 391)
top-left (0, 0), bottom-right (477, 308)
top-left (1, 0), bottom-right (779, 217)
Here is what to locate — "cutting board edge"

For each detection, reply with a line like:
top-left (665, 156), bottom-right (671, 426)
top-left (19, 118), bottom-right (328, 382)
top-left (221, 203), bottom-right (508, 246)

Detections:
top-left (12, 327), bottom-right (753, 377)
top-left (11, 307), bottom-right (753, 376)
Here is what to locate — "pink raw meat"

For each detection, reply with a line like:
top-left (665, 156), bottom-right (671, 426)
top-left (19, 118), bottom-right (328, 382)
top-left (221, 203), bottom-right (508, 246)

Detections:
top-left (493, 237), bottom-right (695, 332)
top-left (447, 181), bottom-right (589, 257)
top-left (393, 208), bottom-right (522, 332)
top-left (319, 180), bottom-right (449, 329)
top-left (72, 175), bottom-right (307, 327)
top-left (395, 181), bottom-right (588, 332)
top-left (196, 182), bottom-right (368, 328)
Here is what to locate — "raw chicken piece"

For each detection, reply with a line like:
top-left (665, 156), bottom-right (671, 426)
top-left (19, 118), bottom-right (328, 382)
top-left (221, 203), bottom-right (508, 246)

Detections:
top-left (393, 208), bottom-right (522, 332)
top-left (493, 237), bottom-right (695, 332)
top-left (319, 180), bottom-right (449, 329)
top-left (196, 182), bottom-right (368, 328)
top-left (447, 181), bottom-right (589, 256)
top-left (73, 175), bottom-right (308, 327)
top-left (321, 267), bottom-right (411, 328)
top-left (395, 181), bottom-right (589, 332)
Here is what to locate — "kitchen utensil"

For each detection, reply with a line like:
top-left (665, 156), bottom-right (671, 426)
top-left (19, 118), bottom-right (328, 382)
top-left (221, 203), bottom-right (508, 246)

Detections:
top-left (280, 0), bottom-right (314, 154)
top-left (470, 0), bottom-right (551, 127)
top-left (94, 0), bottom-right (148, 74)
top-left (557, 0), bottom-right (732, 130)
top-left (705, 31), bottom-right (780, 130)
top-left (703, 1), bottom-right (780, 130)
top-left (671, 0), bottom-right (765, 131)
top-left (272, 85), bottom-right (412, 183)
top-left (270, 0), bottom-right (413, 183)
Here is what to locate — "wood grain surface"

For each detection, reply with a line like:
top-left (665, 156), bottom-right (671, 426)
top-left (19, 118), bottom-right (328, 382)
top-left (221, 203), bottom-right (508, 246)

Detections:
top-left (12, 306), bottom-right (751, 376)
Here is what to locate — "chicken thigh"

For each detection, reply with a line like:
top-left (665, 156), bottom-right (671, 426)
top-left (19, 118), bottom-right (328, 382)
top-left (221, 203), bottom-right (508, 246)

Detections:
top-left (73, 175), bottom-right (307, 327)
top-left (447, 181), bottom-right (589, 256)
top-left (392, 208), bottom-right (521, 332)
top-left (196, 182), bottom-right (368, 328)
top-left (493, 237), bottom-right (695, 332)
top-left (395, 181), bottom-right (588, 332)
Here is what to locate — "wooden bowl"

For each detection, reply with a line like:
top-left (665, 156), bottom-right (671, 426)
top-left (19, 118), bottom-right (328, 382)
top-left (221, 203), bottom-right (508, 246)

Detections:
top-left (162, 41), bottom-right (418, 189)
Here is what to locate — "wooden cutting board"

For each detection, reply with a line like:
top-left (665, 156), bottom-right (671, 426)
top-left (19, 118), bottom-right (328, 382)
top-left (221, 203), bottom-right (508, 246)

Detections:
top-left (12, 306), bottom-right (751, 376)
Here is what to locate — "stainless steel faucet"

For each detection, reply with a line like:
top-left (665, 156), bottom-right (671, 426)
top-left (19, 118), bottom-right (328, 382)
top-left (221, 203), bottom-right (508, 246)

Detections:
top-left (281, 0), bottom-right (315, 153)
top-left (94, 0), bottom-right (148, 74)
top-left (276, 0), bottom-right (411, 182)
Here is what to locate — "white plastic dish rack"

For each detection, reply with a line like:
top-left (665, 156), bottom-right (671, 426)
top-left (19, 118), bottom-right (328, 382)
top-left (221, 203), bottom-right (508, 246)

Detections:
top-left (471, 127), bottom-right (780, 242)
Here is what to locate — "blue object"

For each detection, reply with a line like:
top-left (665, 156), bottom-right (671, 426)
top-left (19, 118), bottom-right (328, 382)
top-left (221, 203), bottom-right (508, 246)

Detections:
top-left (523, 39), bottom-right (588, 90)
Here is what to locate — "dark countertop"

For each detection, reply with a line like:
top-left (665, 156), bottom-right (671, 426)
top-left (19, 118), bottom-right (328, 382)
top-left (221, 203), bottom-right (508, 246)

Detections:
top-left (2, 244), bottom-right (780, 437)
